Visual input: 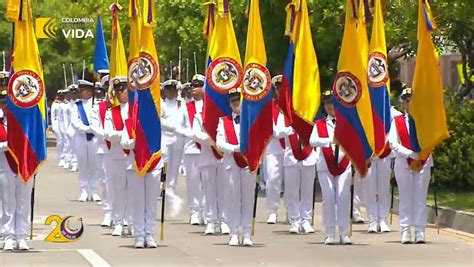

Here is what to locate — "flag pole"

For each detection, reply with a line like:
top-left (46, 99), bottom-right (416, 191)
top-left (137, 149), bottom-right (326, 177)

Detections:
top-left (178, 46), bottom-right (182, 83)
top-left (70, 64), bottom-right (75, 85)
top-left (82, 59), bottom-right (86, 80)
top-left (251, 168), bottom-right (260, 236)
top-left (170, 61), bottom-right (173, 80)
top-left (159, 164), bottom-right (168, 242)
top-left (193, 52), bottom-right (197, 75)
top-left (431, 166), bottom-right (440, 234)
top-left (349, 167), bottom-right (354, 237)
top-left (63, 64), bottom-right (68, 88)
top-left (30, 174), bottom-right (37, 240)
top-left (390, 158), bottom-right (395, 225)
top-left (186, 58), bottom-right (189, 82)
top-left (311, 173), bottom-right (318, 226)
top-left (2, 51), bottom-right (5, 72)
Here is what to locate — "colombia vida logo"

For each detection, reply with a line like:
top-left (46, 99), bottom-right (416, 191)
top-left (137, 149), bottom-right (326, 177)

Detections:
top-left (44, 215), bottom-right (84, 243)
top-left (35, 17), bottom-right (95, 39)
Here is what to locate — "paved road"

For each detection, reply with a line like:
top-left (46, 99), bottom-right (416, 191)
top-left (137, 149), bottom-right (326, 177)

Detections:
top-left (1, 148), bottom-right (473, 266)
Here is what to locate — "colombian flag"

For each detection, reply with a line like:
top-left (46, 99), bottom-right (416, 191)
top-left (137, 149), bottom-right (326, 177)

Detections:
top-left (278, 0), bottom-right (321, 144)
top-left (333, 0), bottom-right (375, 176)
top-left (368, 0), bottom-right (392, 156)
top-left (409, 0), bottom-right (449, 159)
top-left (93, 16), bottom-right (109, 74)
top-left (6, 0), bottom-right (47, 181)
top-left (109, 3), bottom-right (127, 106)
top-left (203, 0), bottom-right (243, 146)
top-left (240, 0), bottom-right (273, 173)
top-left (133, 0), bottom-right (161, 176)
top-left (127, 0), bottom-right (141, 108)
top-left (203, 2), bottom-right (215, 46)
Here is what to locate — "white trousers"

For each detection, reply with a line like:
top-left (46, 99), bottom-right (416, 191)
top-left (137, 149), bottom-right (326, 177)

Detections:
top-left (55, 131), bottom-right (64, 161)
top-left (129, 168), bottom-right (160, 238)
top-left (225, 166), bottom-right (256, 235)
top-left (318, 169), bottom-right (352, 235)
top-left (109, 159), bottom-right (130, 225)
top-left (284, 165), bottom-right (315, 223)
top-left (202, 164), bottom-right (228, 224)
top-left (353, 173), bottom-right (367, 213)
top-left (163, 142), bottom-right (185, 190)
top-left (0, 172), bottom-right (32, 240)
top-left (395, 167), bottom-right (431, 231)
top-left (366, 158), bottom-right (392, 223)
top-left (183, 154), bottom-right (205, 216)
top-left (264, 154), bottom-right (284, 215)
top-left (98, 154), bottom-right (113, 215)
top-left (75, 138), bottom-right (99, 194)
top-left (62, 132), bottom-right (72, 164)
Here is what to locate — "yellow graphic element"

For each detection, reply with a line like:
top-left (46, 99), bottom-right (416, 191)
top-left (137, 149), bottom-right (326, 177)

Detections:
top-left (44, 215), bottom-right (84, 243)
top-left (35, 18), bottom-right (57, 39)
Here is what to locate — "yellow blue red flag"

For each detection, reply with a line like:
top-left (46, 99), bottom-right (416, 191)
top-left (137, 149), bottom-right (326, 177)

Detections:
top-left (109, 3), bottom-right (127, 106)
top-left (127, 0), bottom-right (141, 108)
top-left (203, 0), bottom-right (243, 146)
top-left (240, 0), bottom-right (273, 173)
top-left (132, 0), bottom-right (161, 176)
top-left (368, 0), bottom-right (392, 156)
top-left (278, 0), bottom-right (321, 144)
top-left (333, 0), bottom-right (375, 176)
top-left (409, 0), bottom-right (449, 159)
top-left (6, 0), bottom-right (47, 181)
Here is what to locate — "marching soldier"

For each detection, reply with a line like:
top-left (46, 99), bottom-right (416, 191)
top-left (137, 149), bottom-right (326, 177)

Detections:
top-left (389, 88), bottom-right (433, 244)
top-left (275, 98), bottom-right (317, 235)
top-left (161, 80), bottom-right (186, 216)
top-left (104, 77), bottom-right (132, 236)
top-left (365, 106), bottom-right (403, 233)
top-left (51, 90), bottom-right (65, 167)
top-left (96, 74), bottom-right (114, 227)
top-left (71, 77), bottom-right (102, 202)
top-left (67, 84), bottom-right (79, 172)
top-left (310, 90), bottom-right (352, 245)
top-left (264, 75), bottom-right (286, 224)
top-left (0, 84), bottom-right (33, 251)
top-left (181, 75), bottom-right (206, 225)
top-left (216, 88), bottom-right (255, 246)
top-left (192, 78), bottom-right (230, 235)
top-left (60, 87), bottom-right (73, 170)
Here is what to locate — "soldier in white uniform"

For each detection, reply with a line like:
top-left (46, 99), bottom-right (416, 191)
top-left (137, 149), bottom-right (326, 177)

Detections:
top-left (181, 75), bottom-right (206, 225)
top-left (264, 75), bottom-right (286, 224)
top-left (67, 84), bottom-right (79, 172)
top-left (96, 74), bottom-right (114, 227)
top-left (310, 90), bottom-right (352, 245)
top-left (119, 111), bottom-right (161, 249)
top-left (71, 78), bottom-right (102, 202)
top-left (51, 91), bottom-right (65, 166)
top-left (365, 106), bottom-right (403, 233)
top-left (216, 88), bottom-right (256, 246)
top-left (389, 88), bottom-right (433, 244)
top-left (352, 174), bottom-right (367, 224)
top-left (60, 88), bottom-right (73, 170)
top-left (160, 80), bottom-right (186, 216)
top-left (104, 77), bottom-right (132, 236)
top-left (192, 80), bottom-right (230, 235)
top-left (275, 109), bottom-right (317, 235)
top-left (0, 71), bottom-right (6, 238)
top-left (0, 86), bottom-right (33, 251)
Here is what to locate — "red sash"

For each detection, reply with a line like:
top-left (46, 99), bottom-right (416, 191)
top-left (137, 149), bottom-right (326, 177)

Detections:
top-left (272, 101), bottom-right (285, 149)
top-left (111, 106), bottom-right (130, 155)
top-left (394, 115), bottom-right (427, 170)
top-left (0, 122), bottom-right (18, 174)
top-left (315, 119), bottom-right (350, 176)
top-left (186, 101), bottom-right (202, 150)
top-left (285, 118), bottom-right (312, 161)
top-left (99, 101), bottom-right (111, 150)
top-left (378, 143), bottom-right (392, 159)
top-left (222, 116), bottom-right (248, 168)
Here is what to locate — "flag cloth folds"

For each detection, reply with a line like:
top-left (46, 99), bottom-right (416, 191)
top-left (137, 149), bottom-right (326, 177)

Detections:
top-left (409, 0), bottom-right (449, 159)
top-left (132, 0), bottom-right (161, 176)
top-left (332, 0), bottom-right (375, 176)
top-left (6, 0), bottom-right (20, 20)
top-left (6, 0), bottom-right (47, 181)
top-left (278, 0), bottom-right (321, 144)
top-left (368, 0), bottom-right (392, 156)
top-left (240, 0), bottom-right (273, 173)
top-left (93, 16), bottom-right (109, 74)
top-left (127, 0), bottom-right (141, 107)
top-left (203, 0), bottom-right (243, 147)
top-left (109, 3), bottom-right (127, 106)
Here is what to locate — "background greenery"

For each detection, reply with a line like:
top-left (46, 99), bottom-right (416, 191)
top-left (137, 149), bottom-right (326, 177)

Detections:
top-left (0, 0), bottom-right (473, 193)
